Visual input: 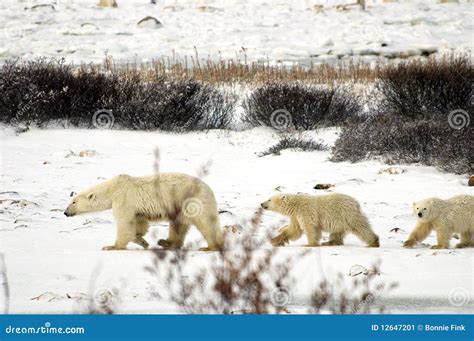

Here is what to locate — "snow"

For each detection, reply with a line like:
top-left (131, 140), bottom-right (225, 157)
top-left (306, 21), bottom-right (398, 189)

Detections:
top-left (1, 0), bottom-right (472, 65)
top-left (0, 127), bottom-right (472, 314)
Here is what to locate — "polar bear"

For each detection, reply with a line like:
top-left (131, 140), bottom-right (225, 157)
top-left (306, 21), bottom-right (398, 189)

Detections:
top-left (261, 193), bottom-right (379, 247)
top-left (403, 195), bottom-right (474, 249)
top-left (64, 173), bottom-right (223, 251)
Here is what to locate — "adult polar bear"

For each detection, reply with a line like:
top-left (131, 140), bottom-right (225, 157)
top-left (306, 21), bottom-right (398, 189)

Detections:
top-left (403, 194), bottom-right (474, 249)
top-left (261, 193), bottom-right (379, 247)
top-left (64, 173), bottom-right (223, 251)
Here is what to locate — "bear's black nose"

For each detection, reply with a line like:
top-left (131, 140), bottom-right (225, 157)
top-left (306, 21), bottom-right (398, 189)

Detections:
top-left (64, 211), bottom-right (70, 217)
top-left (418, 212), bottom-right (422, 218)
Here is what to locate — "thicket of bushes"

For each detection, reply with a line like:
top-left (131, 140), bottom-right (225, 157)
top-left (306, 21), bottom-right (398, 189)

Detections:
top-left (332, 116), bottom-right (473, 174)
top-left (242, 83), bottom-right (362, 129)
top-left (374, 56), bottom-right (471, 121)
top-left (0, 56), bottom-right (471, 174)
top-left (0, 59), bottom-right (234, 130)
top-left (332, 55), bottom-right (472, 175)
top-left (259, 135), bottom-right (328, 156)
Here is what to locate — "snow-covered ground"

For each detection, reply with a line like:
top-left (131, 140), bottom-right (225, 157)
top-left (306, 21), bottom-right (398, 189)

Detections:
top-left (0, 127), bottom-right (472, 314)
top-left (1, 0), bottom-right (472, 65)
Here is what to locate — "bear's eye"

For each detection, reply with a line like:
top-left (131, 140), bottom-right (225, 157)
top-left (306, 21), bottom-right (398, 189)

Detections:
top-left (423, 208), bottom-right (427, 210)
top-left (72, 201), bottom-right (76, 205)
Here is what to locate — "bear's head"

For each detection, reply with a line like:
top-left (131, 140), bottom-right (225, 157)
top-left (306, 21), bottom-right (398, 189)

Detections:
top-left (412, 199), bottom-right (436, 222)
top-left (64, 191), bottom-right (111, 217)
top-left (261, 193), bottom-right (289, 214)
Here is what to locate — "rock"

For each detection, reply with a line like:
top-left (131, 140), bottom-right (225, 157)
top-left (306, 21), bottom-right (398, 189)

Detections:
top-left (163, 5), bottom-right (184, 12)
top-left (468, 176), bottom-right (474, 186)
top-left (43, 161), bottom-right (50, 165)
top-left (223, 224), bottom-right (243, 234)
top-left (79, 150), bottom-right (96, 157)
top-left (378, 167), bottom-right (404, 175)
top-left (314, 183), bottom-right (334, 190)
top-left (312, 4), bottom-right (324, 14)
top-left (98, 0), bottom-right (118, 7)
top-left (196, 6), bottom-right (222, 12)
top-left (274, 186), bottom-right (285, 192)
top-left (31, 292), bottom-right (64, 302)
top-left (349, 264), bottom-right (379, 277)
top-left (15, 126), bottom-right (29, 135)
top-left (81, 23), bottom-right (100, 32)
top-left (66, 292), bottom-right (89, 301)
top-left (0, 191), bottom-right (19, 196)
top-left (64, 150), bottom-right (76, 158)
top-left (0, 199), bottom-right (38, 207)
top-left (349, 265), bottom-right (369, 277)
top-left (389, 227), bottom-right (406, 233)
top-left (26, 4), bottom-right (55, 11)
top-left (137, 16), bottom-right (163, 29)
top-left (336, 3), bottom-right (363, 11)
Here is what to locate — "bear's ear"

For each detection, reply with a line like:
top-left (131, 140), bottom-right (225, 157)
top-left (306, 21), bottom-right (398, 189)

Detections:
top-left (87, 193), bottom-right (95, 200)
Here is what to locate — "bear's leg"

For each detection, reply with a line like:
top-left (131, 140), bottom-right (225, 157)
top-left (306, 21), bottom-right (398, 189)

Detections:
top-left (300, 220), bottom-right (321, 247)
top-left (134, 236), bottom-right (149, 249)
top-left (430, 229), bottom-right (450, 249)
top-left (322, 232), bottom-right (345, 246)
top-left (403, 222), bottom-right (432, 248)
top-left (352, 228), bottom-right (379, 248)
top-left (194, 215), bottom-right (223, 251)
top-left (456, 231), bottom-right (473, 248)
top-left (103, 217), bottom-right (136, 251)
top-left (271, 220), bottom-right (302, 246)
top-left (349, 215), bottom-right (379, 247)
top-left (133, 219), bottom-right (150, 249)
top-left (158, 222), bottom-right (189, 250)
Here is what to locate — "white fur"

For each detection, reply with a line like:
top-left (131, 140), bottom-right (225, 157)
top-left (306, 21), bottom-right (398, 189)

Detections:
top-left (65, 173), bottom-right (223, 251)
top-left (404, 195), bottom-right (474, 249)
top-left (262, 193), bottom-right (379, 247)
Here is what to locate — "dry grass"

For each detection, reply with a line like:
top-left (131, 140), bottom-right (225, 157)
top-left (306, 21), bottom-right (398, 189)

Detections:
top-left (93, 52), bottom-right (382, 85)
top-left (87, 52), bottom-right (470, 86)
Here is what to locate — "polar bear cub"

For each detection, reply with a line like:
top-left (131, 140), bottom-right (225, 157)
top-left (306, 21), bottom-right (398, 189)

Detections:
top-left (261, 193), bottom-right (379, 247)
top-left (64, 173), bottom-right (223, 251)
top-left (403, 194), bottom-right (474, 249)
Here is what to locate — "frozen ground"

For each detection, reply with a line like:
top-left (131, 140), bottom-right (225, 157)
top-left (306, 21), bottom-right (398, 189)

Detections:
top-left (0, 127), bottom-right (472, 314)
top-left (1, 0), bottom-right (473, 65)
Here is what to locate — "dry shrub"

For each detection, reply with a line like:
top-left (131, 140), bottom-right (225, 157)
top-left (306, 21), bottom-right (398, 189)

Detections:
top-left (259, 134), bottom-right (329, 156)
top-left (145, 208), bottom-right (306, 314)
top-left (331, 115), bottom-right (473, 175)
top-left (0, 59), bottom-right (235, 130)
top-left (375, 55), bottom-right (472, 121)
top-left (310, 261), bottom-right (398, 314)
top-left (110, 53), bottom-right (379, 85)
top-left (242, 83), bottom-right (362, 129)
